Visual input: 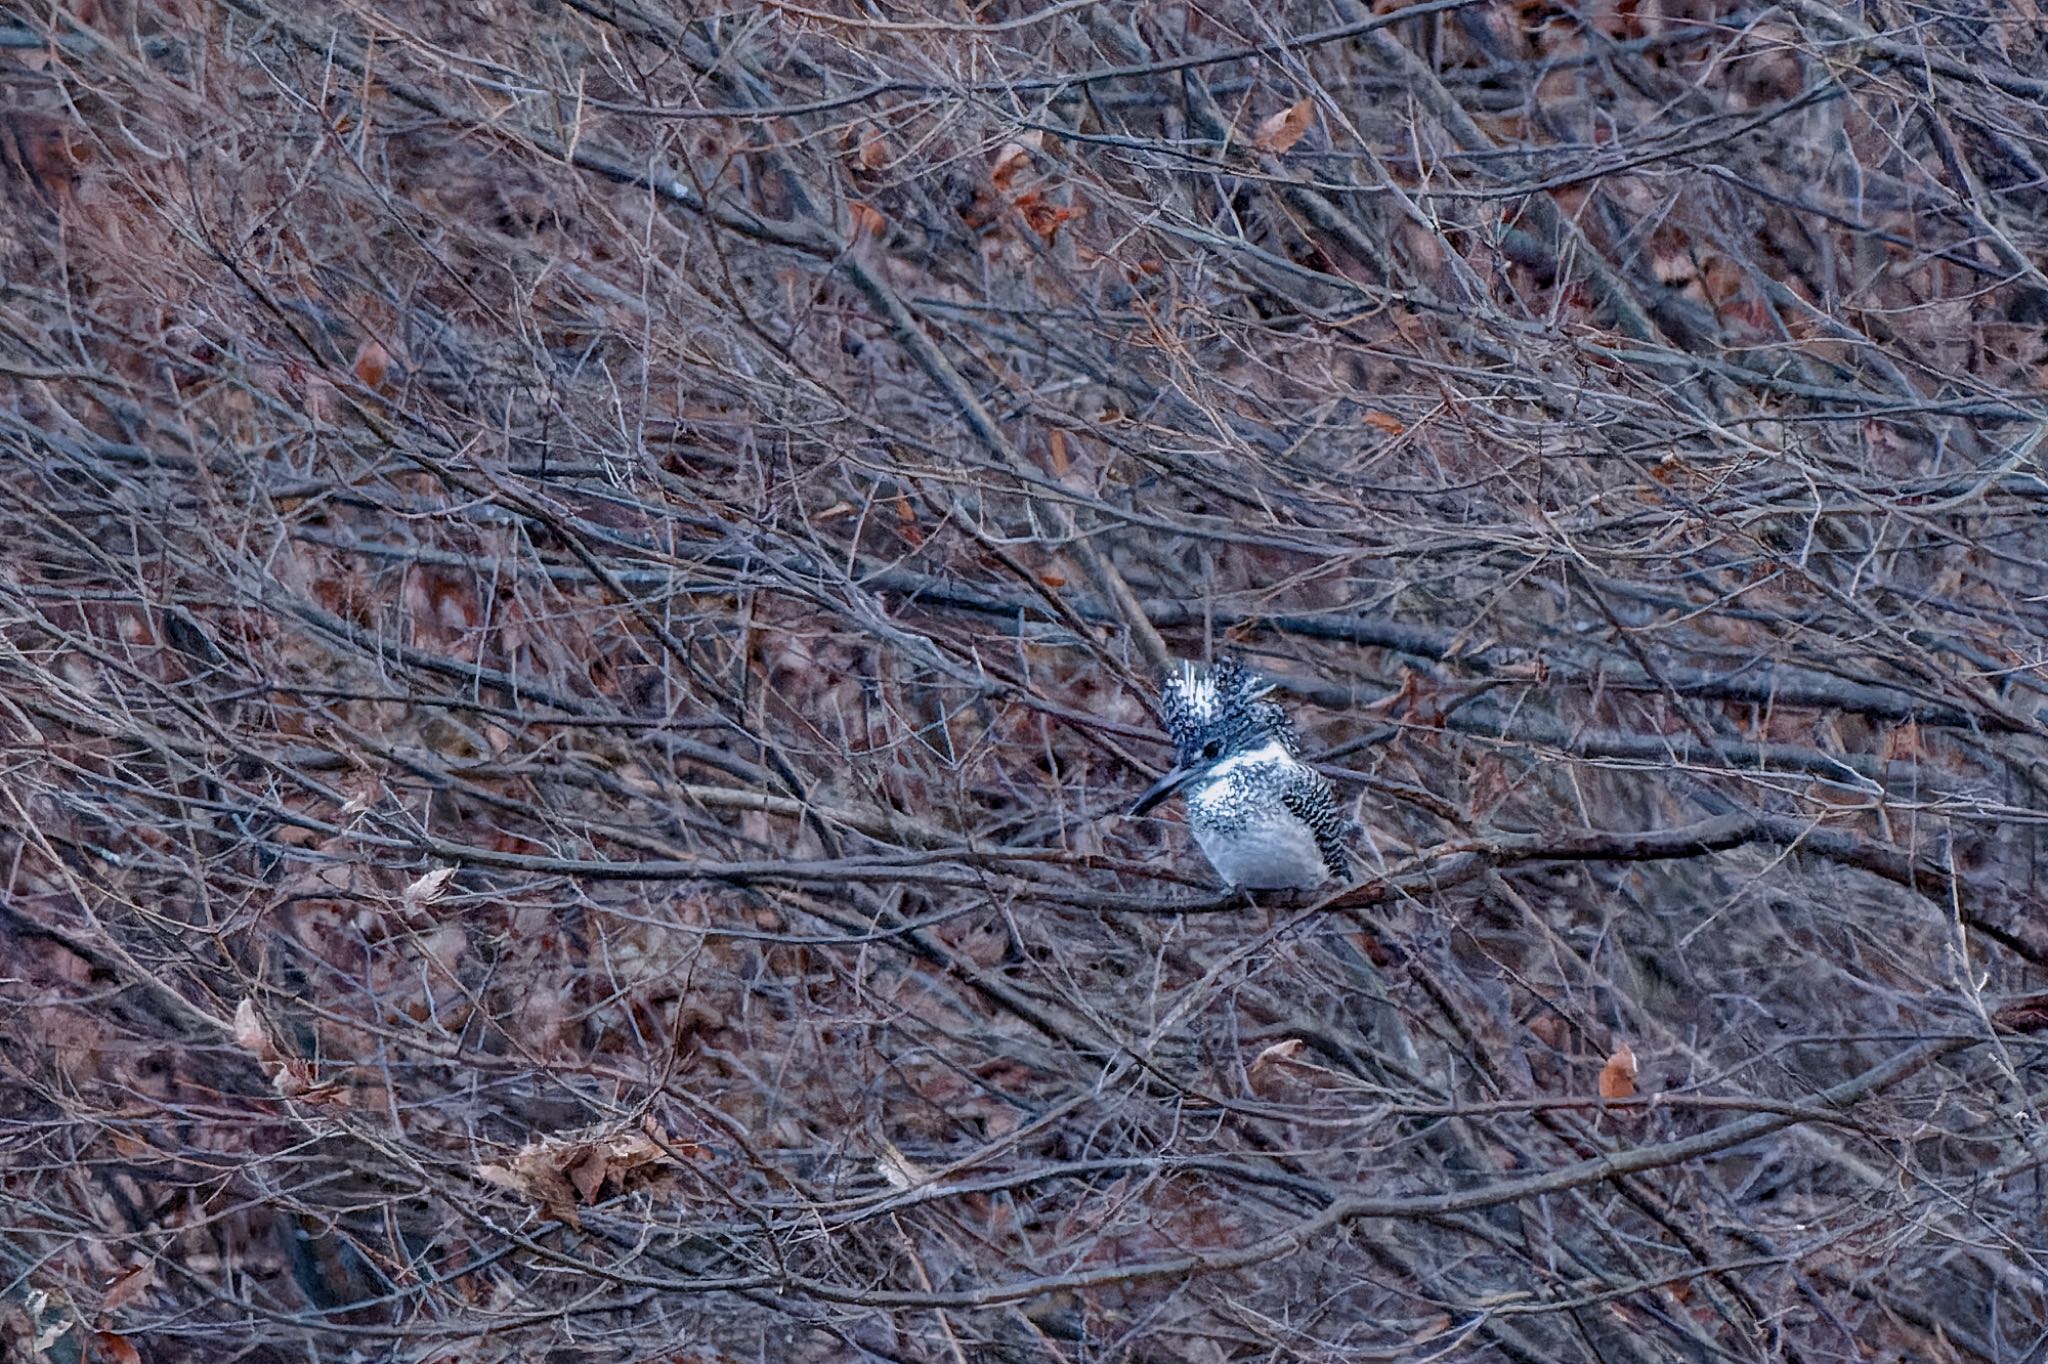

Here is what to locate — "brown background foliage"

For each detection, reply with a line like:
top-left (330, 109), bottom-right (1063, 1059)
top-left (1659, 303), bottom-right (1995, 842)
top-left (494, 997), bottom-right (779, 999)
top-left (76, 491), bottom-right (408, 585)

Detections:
top-left (3, 0), bottom-right (2047, 1360)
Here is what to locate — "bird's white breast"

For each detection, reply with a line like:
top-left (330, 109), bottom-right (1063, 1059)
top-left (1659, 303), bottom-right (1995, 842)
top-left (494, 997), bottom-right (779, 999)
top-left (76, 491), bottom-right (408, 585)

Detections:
top-left (1186, 772), bottom-right (1331, 889)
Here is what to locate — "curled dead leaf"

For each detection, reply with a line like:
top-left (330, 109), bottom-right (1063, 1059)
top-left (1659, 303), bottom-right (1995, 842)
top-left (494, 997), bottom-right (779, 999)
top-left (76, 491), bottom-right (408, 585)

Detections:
top-left (1047, 428), bottom-right (1070, 477)
top-left (847, 201), bottom-right (886, 241)
top-left (990, 130), bottom-right (1044, 192)
top-left (1252, 98), bottom-right (1316, 155)
top-left (232, 998), bottom-right (275, 1061)
top-left (874, 1141), bottom-right (930, 1191)
top-left (402, 866), bottom-right (457, 914)
top-left (100, 1264), bottom-right (154, 1313)
top-left (891, 493), bottom-right (923, 547)
top-left (476, 1122), bottom-right (698, 1228)
top-left (1599, 1042), bottom-right (1639, 1100)
top-left (1248, 1038), bottom-right (1336, 1097)
top-left (1248, 1038), bottom-right (1307, 1079)
top-left (91, 1334), bottom-right (142, 1364)
top-left (271, 1057), bottom-right (346, 1105)
top-left (855, 126), bottom-right (888, 171)
top-left (565, 1147), bottom-right (610, 1205)
top-left (1992, 993), bottom-right (2048, 1034)
top-left (475, 1162), bottom-right (525, 1193)
top-left (506, 1155), bottom-right (581, 1229)
top-left (1014, 191), bottom-right (1082, 242)
top-left (351, 339), bottom-right (391, 391)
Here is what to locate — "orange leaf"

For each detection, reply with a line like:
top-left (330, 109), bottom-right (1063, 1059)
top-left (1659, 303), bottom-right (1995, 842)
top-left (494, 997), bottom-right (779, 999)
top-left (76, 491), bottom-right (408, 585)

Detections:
top-left (1047, 428), bottom-right (1070, 477)
top-left (847, 201), bottom-right (886, 240)
top-left (101, 1264), bottom-right (154, 1312)
top-left (892, 494), bottom-right (923, 547)
top-left (856, 127), bottom-right (888, 171)
top-left (1247, 1038), bottom-right (1308, 1097)
top-left (1016, 195), bottom-right (1080, 242)
top-left (1363, 410), bottom-right (1405, 436)
top-left (990, 130), bottom-right (1043, 192)
top-left (351, 339), bottom-right (391, 391)
top-left (1253, 99), bottom-right (1315, 154)
top-left (1248, 1038), bottom-right (1306, 1078)
top-left (92, 1335), bottom-right (143, 1364)
top-left (1598, 1043), bottom-right (1638, 1100)
top-left (957, 187), bottom-right (1000, 231)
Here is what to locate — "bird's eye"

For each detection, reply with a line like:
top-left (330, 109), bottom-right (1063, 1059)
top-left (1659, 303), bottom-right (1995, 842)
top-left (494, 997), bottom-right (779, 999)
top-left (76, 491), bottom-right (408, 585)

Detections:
top-left (1201, 740), bottom-right (1221, 760)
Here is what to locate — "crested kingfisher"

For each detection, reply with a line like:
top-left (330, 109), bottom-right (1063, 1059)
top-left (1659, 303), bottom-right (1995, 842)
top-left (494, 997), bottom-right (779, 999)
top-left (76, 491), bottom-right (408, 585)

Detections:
top-left (1129, 658), bottom-right (1353, 889)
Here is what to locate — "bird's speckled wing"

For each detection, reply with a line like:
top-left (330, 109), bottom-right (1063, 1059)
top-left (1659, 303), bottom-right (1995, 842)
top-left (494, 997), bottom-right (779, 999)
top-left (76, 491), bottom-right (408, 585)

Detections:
top-left (1279, 767), bottom-right (1353, 881)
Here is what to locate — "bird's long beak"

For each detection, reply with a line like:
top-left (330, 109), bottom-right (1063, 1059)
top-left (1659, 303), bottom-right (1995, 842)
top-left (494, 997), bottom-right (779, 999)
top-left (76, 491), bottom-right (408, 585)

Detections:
top-left (1129, 766), bottom-right (1196, 816)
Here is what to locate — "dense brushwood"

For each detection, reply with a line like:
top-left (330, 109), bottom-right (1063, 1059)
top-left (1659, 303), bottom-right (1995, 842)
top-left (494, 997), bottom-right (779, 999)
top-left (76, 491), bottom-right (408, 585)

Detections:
top-left (2, 1), bottom-right (2046, 1360)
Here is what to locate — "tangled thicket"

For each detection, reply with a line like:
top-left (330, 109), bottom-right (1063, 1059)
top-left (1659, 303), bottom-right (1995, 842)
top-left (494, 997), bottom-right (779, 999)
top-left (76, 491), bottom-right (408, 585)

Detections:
top-left (3, 0), bottom-right (2047, 1360)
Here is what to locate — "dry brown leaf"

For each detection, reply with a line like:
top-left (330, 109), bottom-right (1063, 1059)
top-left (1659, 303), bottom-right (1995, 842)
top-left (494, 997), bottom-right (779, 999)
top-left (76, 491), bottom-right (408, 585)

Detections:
top-left (1599, 1042), bottom-right (1638, 1100)
top-left (475, 1161), bottom-right (525, 1193)
top-left (479, 1149), bottom-right (582, 1227)
top-left (606, 1128), bottom-right (685, 1171)
top-left (402, 866), bottom-right (457, 914)
top-left (1253, 99), bottom-right (1316, 155)
top-left (477, 1123), bottom-right (695, 1227)
top-left (100, 1264), bottom-right (153, 1313)
top-left (1992, 994), bottom-right (2048, 1034)
top-left (856, 127), bottom-right (888, 170)
top-left (351, 339), bottom-right (391, 391)
top-left (565, 1148), bottom-right (610, 1205)
top-left (847, 201), bottom-right (886, 240)
top-left (525, 1163), bottom-right (583, 1228)
top-left (957, 186), bottom-right (1000, 232)
top-left (1404, 1314), bottom-right (1456, 1346)
top-left (1249, 1038), bottom-right (1338, 1097)
top-left (91, 1334), bottom-right (143, 1364)
top-left (891, 493), bottom-right (923, 547)
top-left (1882, 720), bottom-right (1923, 765)
top-left (271, 1058), bottom-right (346, 1105)
top-left (990, 130), bottom-right (1044, 192)
top-left (231, 998), bottom-right (273, 1060)
top-left (874, 1141), bottom-right (931, 1191)
top-left (1014, 191), bottom-right (1081, 242)
top-left (1248, 1038), bottom-right (1306, 1079)
top-left (1047, 427), bottom-right (1070, 477)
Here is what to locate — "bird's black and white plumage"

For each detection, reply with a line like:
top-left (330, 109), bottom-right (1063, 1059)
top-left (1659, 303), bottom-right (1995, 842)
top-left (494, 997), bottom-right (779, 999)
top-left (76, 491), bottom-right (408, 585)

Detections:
top-left (1130, 658), bottom-right (1352, 889)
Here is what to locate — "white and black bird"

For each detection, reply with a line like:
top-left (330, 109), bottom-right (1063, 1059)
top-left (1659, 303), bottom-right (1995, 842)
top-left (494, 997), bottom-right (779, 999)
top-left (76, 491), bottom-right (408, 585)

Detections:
top-left (1129, 658), bottom-right (1353, 890)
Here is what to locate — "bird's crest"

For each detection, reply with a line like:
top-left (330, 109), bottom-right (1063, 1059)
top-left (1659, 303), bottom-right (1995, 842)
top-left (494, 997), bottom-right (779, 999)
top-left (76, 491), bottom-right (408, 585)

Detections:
top-left (1158, 657), bottom-right (1299, 765)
